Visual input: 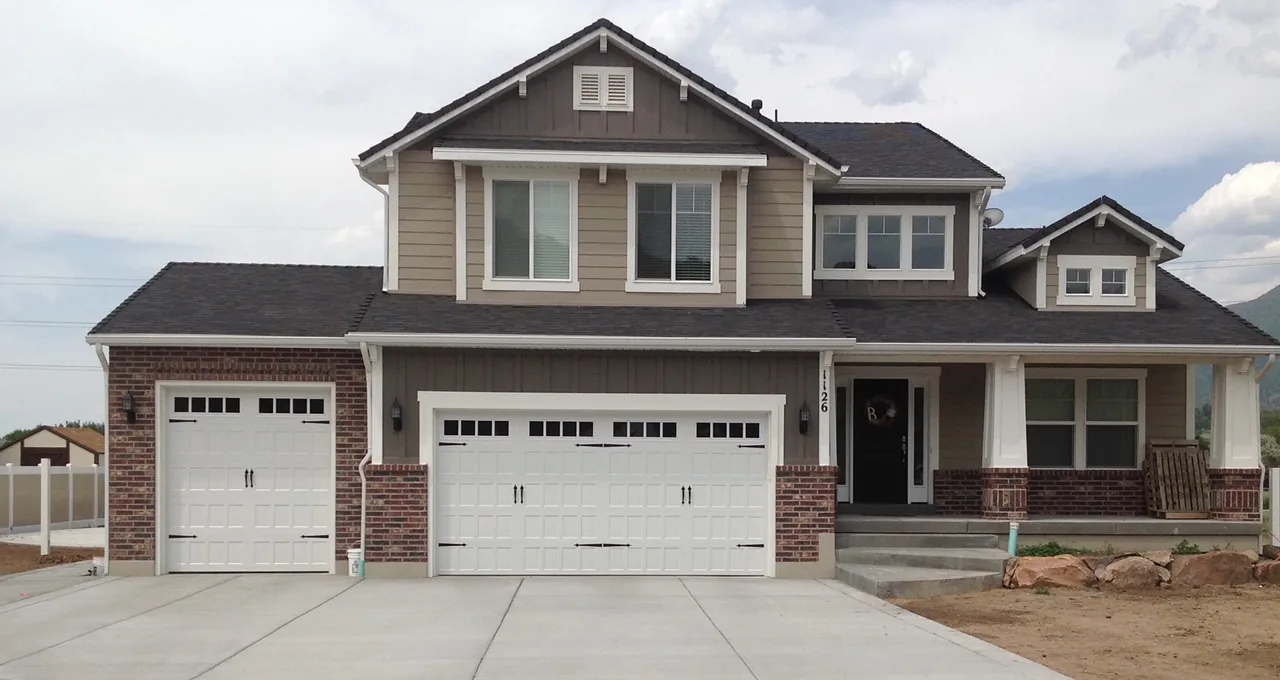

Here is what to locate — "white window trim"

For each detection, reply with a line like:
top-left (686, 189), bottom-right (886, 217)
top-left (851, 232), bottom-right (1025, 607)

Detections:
top-left (1025, 368), bottom-right (1147, 470)
top-left (813, 204), bottom-right (956, 281)
top-left (1056, 254), bottom-right (1136, 307)
top-left (625, 169), bottom-right (722, 294)
top-left (482, 166), bottom-right (580, 293)
top-left (572, 65), bottom-right (633, 112)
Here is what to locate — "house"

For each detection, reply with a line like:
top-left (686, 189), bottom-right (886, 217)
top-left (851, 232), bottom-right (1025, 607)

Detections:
top-left (0, 426), bottom-right (104, 467)
top-left (86, 18), bottom-right (1278, 579)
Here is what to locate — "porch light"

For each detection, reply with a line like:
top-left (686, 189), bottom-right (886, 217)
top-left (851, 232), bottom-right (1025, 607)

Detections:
top-left (122, 391), bottom-right (136, 424)
top-left (390, 398), bottom-right (403, 432)
top-left (798, 401), bottom-right (811, 436)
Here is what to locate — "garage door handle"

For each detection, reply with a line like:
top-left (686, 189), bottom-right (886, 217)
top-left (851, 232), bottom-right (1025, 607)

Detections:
top-left (244, 469), bottom-right (249, 488)
top-left (168, 534), bottom-right (196, 539)
top-left (248, 469), bottom-right (254, 488)
top-left (681, 486), bottom-right (687, 504)
top-left (519, 485), bottom-right (524, 504)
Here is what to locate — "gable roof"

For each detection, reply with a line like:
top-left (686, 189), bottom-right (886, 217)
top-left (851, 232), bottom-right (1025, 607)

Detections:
top-left (986, 196), bottom-right (1185, 270)
top-left (357, 18), bottom-right (843, 174)
top-left (0, 426), bottom-right (106, 454)
top-left (780, 122), bottom-right (1004, 181)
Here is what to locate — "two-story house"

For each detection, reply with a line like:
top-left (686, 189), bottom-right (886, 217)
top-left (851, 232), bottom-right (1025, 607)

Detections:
top-left (88, 18), bottom-right (1277, 581)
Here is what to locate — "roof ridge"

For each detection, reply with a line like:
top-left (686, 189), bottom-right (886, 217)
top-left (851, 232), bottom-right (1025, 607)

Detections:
top-left (781, 121), bottom-right (919, 125)
top-left (88, 262), bottom-right (176, 336)
top-left (913, 122), bottom-right (1005, 180)
top-left (1157, 268), bottom-right (1280, 345)
top-left (166, 261), bottom-right (381, 269)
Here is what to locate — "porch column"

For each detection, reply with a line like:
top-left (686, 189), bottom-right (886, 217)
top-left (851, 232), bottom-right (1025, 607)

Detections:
top-left (982, 356), bottom-right (1029, 520)
top-left (818, 350), bottom-right (833, 467)
top-left (1208, 359), bottom-right (1263, 521)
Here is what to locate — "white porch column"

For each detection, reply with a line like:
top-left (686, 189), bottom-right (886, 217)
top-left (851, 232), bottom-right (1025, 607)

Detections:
top-left (818, 350), bottom-right (833, 466)
top-left (1210, 358), bottom-right (1261, 469)
top-left (983, 356), bottom-right (1028, 469)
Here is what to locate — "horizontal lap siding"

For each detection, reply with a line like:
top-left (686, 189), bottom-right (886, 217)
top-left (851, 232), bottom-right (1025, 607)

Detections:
top-left (382, 349), bottom-right (818, 464)
top-left (748, 156), bottom-right (804, 299)
top-left (939, 364), bottom-right (985, 470)
top-left (1146, 364), bottom-right (1188, 440)
top-left (397, 152), bottom-right (455, 295)
top-left (1045, 222), bottom-right (1151, 311)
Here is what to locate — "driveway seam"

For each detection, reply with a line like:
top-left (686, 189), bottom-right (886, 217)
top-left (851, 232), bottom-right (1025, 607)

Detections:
top-left (188, 578), bottom-right (361, 680)
top-left (678, 578), bottom-right (760, 680)
top-left (0, 576), bottom-right (119, 615)
top-left (0, 575), bottom-right (243, 669)
top-left (470, 577), bottom-right (523, 680)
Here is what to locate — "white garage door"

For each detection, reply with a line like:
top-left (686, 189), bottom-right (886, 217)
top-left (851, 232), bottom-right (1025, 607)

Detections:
top-left (164, 387), bottom-right (333, 573)
top-left (434, 410), bottom-right (769, 575)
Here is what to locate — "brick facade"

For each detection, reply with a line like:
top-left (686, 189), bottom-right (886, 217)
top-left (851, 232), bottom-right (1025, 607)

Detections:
top-left (980, 468), bottom-right (1029, 519)
top-left (106, 346), bottom-right (366, 565)
top-left (1027, 469), bottom-right (1146, 516)
top-left (1207, 468), bottom-right (1263, 522)
top-left (933, 469), bottom-right (982, 515)
top-left (775, 465), bottom-right (837, 562)
top-left (363, 464), bottom-right (429, 562)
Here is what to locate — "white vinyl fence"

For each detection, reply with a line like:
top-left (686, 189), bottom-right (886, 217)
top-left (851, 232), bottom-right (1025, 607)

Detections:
top-left (1, 460), bottom-right (104, 536)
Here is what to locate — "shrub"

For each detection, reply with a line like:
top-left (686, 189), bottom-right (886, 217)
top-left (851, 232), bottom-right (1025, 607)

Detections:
top-left (1172, 539), bottom-right (1203, 555)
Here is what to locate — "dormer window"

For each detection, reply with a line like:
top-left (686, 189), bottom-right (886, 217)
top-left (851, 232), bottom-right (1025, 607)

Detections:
top-left (815, 205), bottom-right (955, 281)
top-left (573, 66), bottom-right (632, 111)
top-left (1056, 255), bottom-right (1135, 306)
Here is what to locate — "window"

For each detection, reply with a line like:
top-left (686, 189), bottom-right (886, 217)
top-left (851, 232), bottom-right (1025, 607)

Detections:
top-left (485, 171), bottom-right (577, 292)
top-left (1024, 372), bottom-right (1144, 469)
top-left (442, 419), bottom-right (510, 437)
top-left (813, 205), bottom-right (955, 281)
top-left (695, 421), bottom-right (762, 439)
top-left (613, 421), bottom-right (677, 438)
top-left (628, 173), bottom-right (720, 293)
top-left (529, 420), bottom-right (594, 438)
top-left (258, 397), bottom-right (324, 415)
top-left (573, 66), bottom-right (632, 111)
top-left (175, 396), bottom-right (241, 415)
top-left (1056, 255), bottom-right (1137, 306)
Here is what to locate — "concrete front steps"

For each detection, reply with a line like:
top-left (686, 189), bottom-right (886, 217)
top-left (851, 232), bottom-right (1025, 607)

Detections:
top-left (835, 533), bottom-right (1009, 599)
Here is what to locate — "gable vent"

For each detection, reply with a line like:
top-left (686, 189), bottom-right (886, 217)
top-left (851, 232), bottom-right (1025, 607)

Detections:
top-left (574, 66), bottom-right (633, 112)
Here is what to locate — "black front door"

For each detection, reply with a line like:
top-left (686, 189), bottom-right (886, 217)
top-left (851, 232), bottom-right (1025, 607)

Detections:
top-left (851, 379), bottom-right (910, 504)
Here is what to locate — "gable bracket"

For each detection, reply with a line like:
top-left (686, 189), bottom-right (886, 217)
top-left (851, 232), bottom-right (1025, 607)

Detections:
top-left (599, 34), bottom-right (608, 52)
top-left (679, 81), bottom-right (689, 102)
top-left (1094, 210), bottom-right (1108, 228)
top-left (1037, 244), bottom-right (1050, 261)
top-left (598, 165), bottom-right (608, 184)
top-left (1150, 244), bottom-right (1164, 259)
top-left (518, 76), bottom-right (527, 98)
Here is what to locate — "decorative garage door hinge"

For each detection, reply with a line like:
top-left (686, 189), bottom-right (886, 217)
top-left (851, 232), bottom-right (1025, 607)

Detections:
top-left (168, 534), bottom-right (197, 539)
top-left (300, 534), bottom-right (329, 539)
top-left (169, 418), bottom-right (197, 423)
top-left (737, 444), bottom-right (765, 449)
top-left (575, 443), bottom-right (630, 448)
top-left (736, 543), bottom-right (765, 548)
top-left (438, 442), bottom-right (467, 447)
top-left (301, 419), bottom-right (330, 424)
top-left (438, 542), bottom-right (467, 547)
top-left (573, 542), bottom-right (631, 548)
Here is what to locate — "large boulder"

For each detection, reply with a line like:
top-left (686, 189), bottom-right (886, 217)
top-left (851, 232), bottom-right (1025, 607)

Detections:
top-left (1100, 556), bottom-right (1167, 589)
top-left (1254, 560), bottom-right (1280, 585)
top-left (1169, 551), bottom-right (1254, 587)
top-left (1005, 555), bottom-right (1096, 589)
top-left (1140, 550), bottom-right (1173, 568)
top-left (1241, 549), bottom-right (1260, 564)
top-left (1082, 555), bottom-right (1115, 574)
top-left (1263, 545), bottom-right (1280, 560)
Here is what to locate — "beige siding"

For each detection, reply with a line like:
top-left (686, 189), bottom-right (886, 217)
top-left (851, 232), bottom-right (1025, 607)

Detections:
top-left (382, 349), bottom-right (819, 464)
top-left (1049, 222), bottom-right (1148, 256)
top-left (397, 151), bottom-right (456, 295)
top-left (813, 193), bottom-right (973, 298)
top-left (1146, 364), bottom-right (1188, 440)
top-left (1045, 254), bottom-right (1150, 311)
top-left (747, 155), bottom-right (804, 299)
top-left (1007, 260), bottom-right (1038, 308)
top-left (939, 364), bottom-right (986, 470)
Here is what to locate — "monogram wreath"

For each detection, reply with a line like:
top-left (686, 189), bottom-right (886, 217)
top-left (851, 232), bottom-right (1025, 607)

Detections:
top-left (863, 395), bottom-right (898, 427)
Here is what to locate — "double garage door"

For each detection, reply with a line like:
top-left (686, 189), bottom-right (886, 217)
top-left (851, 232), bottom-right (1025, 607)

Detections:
top-left (434, 410), bottom-right (770, 575)
top-left (164, 386), bottom-right (333, 573)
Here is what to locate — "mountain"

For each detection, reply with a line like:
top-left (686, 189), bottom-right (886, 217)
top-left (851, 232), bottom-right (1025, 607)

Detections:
top-left (1195, 283), bottom-right (1280, 408)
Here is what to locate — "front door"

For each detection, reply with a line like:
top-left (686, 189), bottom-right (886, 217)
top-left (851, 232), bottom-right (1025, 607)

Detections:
top-left (851, 378), bottom-right (910, 504)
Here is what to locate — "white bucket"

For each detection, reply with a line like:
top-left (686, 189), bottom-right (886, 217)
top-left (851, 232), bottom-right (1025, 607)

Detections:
top-left (347, 548), bottom-right (363, 578)
top-left (91, 556), bottom-right (104, 576)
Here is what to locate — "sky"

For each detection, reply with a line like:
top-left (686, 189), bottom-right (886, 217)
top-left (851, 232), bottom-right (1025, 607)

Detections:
top-left (1, 0), bottom-right (1279, 431)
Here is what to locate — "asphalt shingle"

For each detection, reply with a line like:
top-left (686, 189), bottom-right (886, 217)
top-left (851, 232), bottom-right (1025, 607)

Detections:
top-left (780, 122), bottom-right (1004, 180)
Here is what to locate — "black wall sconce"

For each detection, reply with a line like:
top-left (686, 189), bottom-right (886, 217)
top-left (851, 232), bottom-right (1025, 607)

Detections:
top-left (390, 398), bottom-right (403, 432)
top-left (122, 391), bottom-right (137, 424)
top-left (798, 401), bottom-right (810, 436)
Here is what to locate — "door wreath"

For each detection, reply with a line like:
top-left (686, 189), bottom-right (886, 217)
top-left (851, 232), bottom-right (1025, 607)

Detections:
top-left (864, 395), bottom-right (898, 427)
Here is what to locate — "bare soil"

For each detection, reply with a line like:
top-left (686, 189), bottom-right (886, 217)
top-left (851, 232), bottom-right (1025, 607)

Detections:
top-left (0, 543), bottom-right (102, 575)
top-left (897, 585), bottom-right (1280, 680)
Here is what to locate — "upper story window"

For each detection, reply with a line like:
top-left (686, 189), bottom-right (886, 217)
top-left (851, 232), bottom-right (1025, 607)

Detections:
top-left (815, 205), bottom-right (955, 281)
top-left (626, 171), bottom-right (721, 294)
top-left (483, 168), bottom-right (579, 292)
top-left (573, 66), bottom-right (632, 111)
top-left (1056, 255), bottom-right (1135, 306)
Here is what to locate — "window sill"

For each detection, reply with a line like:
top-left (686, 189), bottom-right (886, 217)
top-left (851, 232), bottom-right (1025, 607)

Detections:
top-left (625, 281), bottom-right (722, 294)
top-left (483, 278), bottom-right (581, 293)
top-left (1055, 295), bottom-right (1135, 307)
top-left (814, 268), bottom-right (954, 282)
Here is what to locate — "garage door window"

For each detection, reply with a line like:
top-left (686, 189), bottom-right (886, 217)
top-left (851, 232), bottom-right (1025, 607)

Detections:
top-left (529, 420), bottom-right (594, 437)
top-left (613, 421), bottom-right (677, 438)
top-left (696, 421), bottom-right (761, 439)
top-left (259, 398), bottom-right (324, 415)
top-left (174, 396), bottom-right (241, 414)
top-left (443, 419), bottom-right (510, 437)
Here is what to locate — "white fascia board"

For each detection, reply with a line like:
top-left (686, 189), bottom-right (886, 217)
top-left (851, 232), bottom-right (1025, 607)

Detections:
top-left (986, 205), bottom-right (1184, 272)
top-left (85, 334), bottom-right (351, 349)
top-left (346, 332), bottom-right (847, 352)
top-left (433, 147), bottom-right (768, 168)
top-left (835, 177), bottom-right (1006, 190)
top-left (850, 342), bottom-right (1280, 357)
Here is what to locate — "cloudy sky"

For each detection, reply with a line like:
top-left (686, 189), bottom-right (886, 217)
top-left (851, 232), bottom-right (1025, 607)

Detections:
top-left (1, 0), bottom-right (1279, 431)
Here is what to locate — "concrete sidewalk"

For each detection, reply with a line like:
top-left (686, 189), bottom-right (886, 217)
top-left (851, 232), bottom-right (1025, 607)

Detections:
top-left (0, 571), bottom-right (1069, 680)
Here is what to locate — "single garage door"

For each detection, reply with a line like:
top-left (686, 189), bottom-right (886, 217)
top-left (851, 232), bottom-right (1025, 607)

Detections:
top-left (434, 410), bottom-right (769, 575)
top-left (164, 386), bottom-right (333, 572)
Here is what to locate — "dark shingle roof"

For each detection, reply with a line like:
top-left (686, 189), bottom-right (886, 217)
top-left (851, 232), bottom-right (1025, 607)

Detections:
top-left (780, 122), bottom-right (1004, 180)
top-left (89, 263), bottom-right (381, 337)
top-left (354, 294), bottom-right (846, 338)
top-left (986, 196), bottom-right (1185, 266)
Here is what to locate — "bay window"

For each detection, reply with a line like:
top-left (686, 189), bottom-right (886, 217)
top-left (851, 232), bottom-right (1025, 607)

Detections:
top-left (484, 169), bottom-right (579, 291)
top-left (1025, 370), bottom-right (1145, 469)
top-left (815, 205), bottom-right (955, 280)
top-left (627, 172), bottom-right (721, 293)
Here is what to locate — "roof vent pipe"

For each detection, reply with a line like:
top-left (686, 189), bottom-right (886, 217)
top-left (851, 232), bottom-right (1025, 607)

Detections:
top-left (750, 98), bottom-right (763, 112)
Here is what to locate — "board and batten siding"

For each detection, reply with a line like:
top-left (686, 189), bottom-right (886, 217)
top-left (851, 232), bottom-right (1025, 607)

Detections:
top-left (747, 155), bottom-right (804, 299)
top-left (397, 151), bottom-right (456, 295)
top-left (381, 349), bottom-right (819, 464)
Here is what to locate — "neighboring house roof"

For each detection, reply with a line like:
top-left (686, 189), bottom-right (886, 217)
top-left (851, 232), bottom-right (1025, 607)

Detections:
top-left (89, 263), bottom-right (381, 338)
top-left (779, 122), bottom-right (1004, 180)
top-left (49, 427), bottom-right (104, 454)
top-left (985, 196), bottom-right (1185, 269)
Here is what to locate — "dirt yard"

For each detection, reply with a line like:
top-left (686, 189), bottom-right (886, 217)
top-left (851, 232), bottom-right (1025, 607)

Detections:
top-left (898, 585), bottom-right (1280, 680)
top-left (0, 543), bottom-right (101, 576)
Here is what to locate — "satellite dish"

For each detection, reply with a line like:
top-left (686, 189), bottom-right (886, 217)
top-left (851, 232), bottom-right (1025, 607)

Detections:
top-left (983, 207), bottom-right (1005, 228)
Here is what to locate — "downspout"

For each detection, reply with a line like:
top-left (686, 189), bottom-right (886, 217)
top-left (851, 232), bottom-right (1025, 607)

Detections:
top-left (93, 343), bottom-right (110, 575)
top-left (354, 160), bottom-right (391, 292)
top-left (976, 187), bottom-right (993, 298)
top-left (357, 341), bottom-right (375, 577)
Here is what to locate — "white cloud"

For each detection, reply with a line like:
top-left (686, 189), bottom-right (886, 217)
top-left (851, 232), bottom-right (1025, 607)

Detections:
top-left (835, 51), bottom-right (931, 106)
top-left (1118, 3), bottom-right (1205, 68)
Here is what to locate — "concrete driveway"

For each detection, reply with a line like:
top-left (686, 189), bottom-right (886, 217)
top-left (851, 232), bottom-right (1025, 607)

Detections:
top-left (0, 566), bottom-right (1067, 680)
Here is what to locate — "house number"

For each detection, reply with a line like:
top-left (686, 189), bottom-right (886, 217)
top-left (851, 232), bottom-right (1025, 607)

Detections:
top-left (820, 368), bottom-right (829, 413)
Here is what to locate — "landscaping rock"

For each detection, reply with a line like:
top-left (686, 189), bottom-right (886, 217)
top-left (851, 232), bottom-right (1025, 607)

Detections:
top-left (1082, 556), bottom-right (1115, 573)
top-left (1263, 545), bottom-right (1280, 560)
top-left (1005, 555), bottom-right (1097, 589)
top-left (1140, 550), bottom-right (1173, 568)
top-left (1100, 556), bottom-right (1165, 589)
top-left (1254, 560), bottom-right (1280, 585)
top-left (1169, 551), bottom-right (1254, 587)
top-left (1241, 549), bottom-right (1259, 564)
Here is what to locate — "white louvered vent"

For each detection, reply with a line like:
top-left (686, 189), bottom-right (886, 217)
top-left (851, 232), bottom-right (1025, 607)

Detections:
top-left (573, 66), bottom-right (632, 112)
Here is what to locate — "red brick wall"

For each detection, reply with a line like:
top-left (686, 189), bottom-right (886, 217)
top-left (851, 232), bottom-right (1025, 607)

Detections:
top-left (363, 464), bottom-right (429, 562)
top-left (106, 346), bottom-right (366, 564)
top-left (981, 468), bottom-right (1028, 520)
top-left (933, 470), bottom-right (982, 515)
top-left (775, 465), bottom-right (837, 562)
top-left (1028, 469), bottom-right (1145, 516)
top-left (1207, 468), bottom-right (1262, 522)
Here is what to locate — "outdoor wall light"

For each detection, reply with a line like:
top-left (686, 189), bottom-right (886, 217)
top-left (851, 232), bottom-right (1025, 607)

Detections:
top-left (122, 391), bottom-right (137, 424)
top-left (390, 398), bottom-right (403, 432)
top-left (798, 401), bottom-right (811, 436)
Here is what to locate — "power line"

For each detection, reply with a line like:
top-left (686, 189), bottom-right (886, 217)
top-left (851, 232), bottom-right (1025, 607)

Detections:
top-left (0, 363), bottom-right (100, 372)
top-left (0, 320), bottom-right (93, 325)
top-left (0, 282), bottom-right (138, 288)
top-left (2, 219), bottom-right (364, 232)
top-left (0, 274), bottom-right (143, 282)
top-left (1165, 261), bottom-right (1280, 272)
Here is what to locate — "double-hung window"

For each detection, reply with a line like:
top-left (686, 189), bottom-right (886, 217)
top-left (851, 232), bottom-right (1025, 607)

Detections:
top-left (484, 169), bottom-right (578, 292)
top-left (815, 205), bottom-right (955, 280)
top-left (1025, 370), bottom-right (1145, 469)
top-left (627, 172), bottom-right (720, 293)
top-left (1056, 255), bottom-right (1136, 306)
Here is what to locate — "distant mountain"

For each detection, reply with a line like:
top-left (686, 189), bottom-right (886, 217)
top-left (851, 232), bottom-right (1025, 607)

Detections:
top-left (1195, 283), bottom-right (1280, 409)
